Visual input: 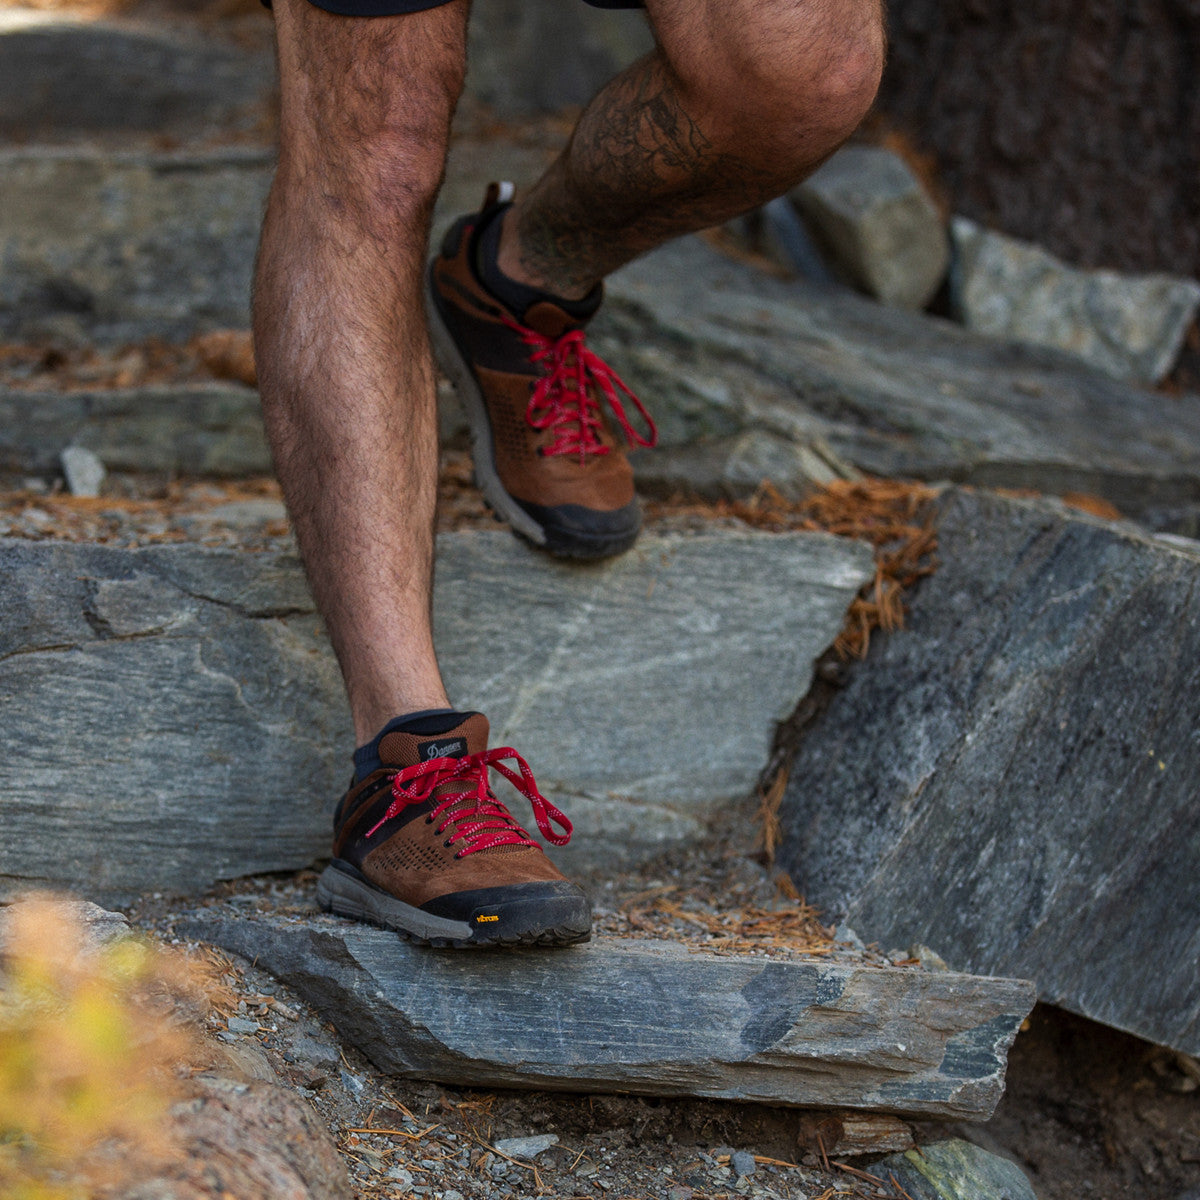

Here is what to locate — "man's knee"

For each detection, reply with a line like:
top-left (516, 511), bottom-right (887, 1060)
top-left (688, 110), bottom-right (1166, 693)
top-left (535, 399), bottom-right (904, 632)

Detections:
top-left (273, 0), bottom-right (467, 232)
top-left (656, 0), bottom-right (886, 165)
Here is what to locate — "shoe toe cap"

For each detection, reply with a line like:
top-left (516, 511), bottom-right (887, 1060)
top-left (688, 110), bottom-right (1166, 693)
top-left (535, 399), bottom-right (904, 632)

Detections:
top-left (515, 497), bottom-right (642, 559)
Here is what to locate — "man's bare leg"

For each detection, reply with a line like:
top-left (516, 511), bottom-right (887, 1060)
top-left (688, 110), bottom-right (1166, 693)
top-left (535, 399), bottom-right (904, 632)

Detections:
top-left (256, 0), bottom-right (592, 947)
top-left (253, 0), bottom-right (467, 742)
top-left (498, 0), bottom-right (886, 298)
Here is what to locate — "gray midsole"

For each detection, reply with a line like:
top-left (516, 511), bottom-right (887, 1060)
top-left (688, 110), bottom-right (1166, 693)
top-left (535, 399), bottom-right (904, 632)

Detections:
top-left (317, 866), bottom-right (474, 941)
top-left (425, 274), bottom-right (547, 545)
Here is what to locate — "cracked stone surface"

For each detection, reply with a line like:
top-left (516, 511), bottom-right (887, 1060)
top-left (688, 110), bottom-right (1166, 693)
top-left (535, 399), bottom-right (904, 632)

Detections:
top-left (184, 908), bottom-right (1035, 1120)
top-left (0, 528), bottom-right (870, 901)
top-left (778, 488), bottom-right (1200, 1056)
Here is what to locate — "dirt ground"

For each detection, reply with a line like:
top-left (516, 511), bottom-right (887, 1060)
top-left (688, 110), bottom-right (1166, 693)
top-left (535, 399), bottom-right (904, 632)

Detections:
top-left (965, 1004), bottom-right (1200, 1200)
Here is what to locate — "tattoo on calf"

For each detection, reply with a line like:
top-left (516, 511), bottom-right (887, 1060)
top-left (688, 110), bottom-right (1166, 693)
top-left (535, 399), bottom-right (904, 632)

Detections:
top-left (514, 58), bottom-right (778, 295)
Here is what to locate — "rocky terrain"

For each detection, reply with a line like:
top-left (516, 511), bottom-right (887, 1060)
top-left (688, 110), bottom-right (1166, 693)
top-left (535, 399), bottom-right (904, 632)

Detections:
top-left (2, 2), bottom-right (1199, 1199)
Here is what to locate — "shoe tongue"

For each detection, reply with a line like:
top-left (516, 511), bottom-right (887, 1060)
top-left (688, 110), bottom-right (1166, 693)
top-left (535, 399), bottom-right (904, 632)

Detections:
top-left (378, 713), bottom-right (490, 769)
top-left (521, 300), bottom-right (584, 339)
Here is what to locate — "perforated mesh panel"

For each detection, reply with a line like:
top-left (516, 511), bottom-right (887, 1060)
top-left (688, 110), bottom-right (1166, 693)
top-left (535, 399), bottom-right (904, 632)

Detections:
top-left (370, 840), bottom-right (450, 874)
top-left (492, 394), bottom-right (534, 461)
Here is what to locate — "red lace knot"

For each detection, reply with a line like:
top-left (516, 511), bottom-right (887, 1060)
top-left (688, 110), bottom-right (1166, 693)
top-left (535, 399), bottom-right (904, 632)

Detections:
top-left (365, 747), bottom-right (573, 857)
top-left (503, 315), bottom-right (658, 461)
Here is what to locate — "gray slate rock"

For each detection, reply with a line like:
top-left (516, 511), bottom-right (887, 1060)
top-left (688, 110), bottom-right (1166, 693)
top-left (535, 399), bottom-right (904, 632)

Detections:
top-left (0, 529), bottom-right (868, 901)
top-left (0, 141), bottom-right (549, 343)
top-left (873, 1139), bottom-right (1037, 1200)
top-left (0, 148), bottom-right (273, 343)
top-left (0, 12), bottom-right (275, 145)
top-left (0, 381), bottom-right (462, 481)
top-left (185, 911), bottom-right (1035, 1120)
top-left (791, 145), bottom-right (949, 309)
top-left (594, 238), bottom-right (1200, 526)
top-left (431, 530), bottom-right (872, 872)
top-left (951, 217), bottom-right (1200, 384)
top-left (60, 444), bottom-right (106, 496)
top-left (0, 385), bottom-right (269, 477)
top-left (493, 1135), bottom-right (559, 1160)
top-left (630, 428), bottom-right (855, 502)
top-left (0, 538), bottom-right (347, 904)
top-left (777, 488), bottom-right (1200, 1055)
top-left (730, 1151), bottom-right (757, 1178)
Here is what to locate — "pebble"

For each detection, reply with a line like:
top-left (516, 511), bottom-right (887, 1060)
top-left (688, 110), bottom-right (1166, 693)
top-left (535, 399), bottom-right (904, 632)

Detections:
top-left (387, 1168), bottom-right (413, 1187)
top-left (442, 1192), bottom-right (464, 1200)
top-left (284, 1034), bottom-right (341, 1069)
top-left (60, 445), bottom-right (106, 497)
top-left (339, 1068), bottom-right (365, 1095)
top-left (493, 1134), bottom-right (560, 1159)
top-left (731, 1150), bottom-right (758, 1177)
top-left (226, 1016), bottom-right (259, 1035)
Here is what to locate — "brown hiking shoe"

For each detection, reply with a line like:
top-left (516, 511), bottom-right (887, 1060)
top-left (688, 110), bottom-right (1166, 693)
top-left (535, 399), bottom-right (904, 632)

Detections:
top-left (427, 182), bottom-right (656, 559)
top-left (317, 711), bottom-right (591, 948)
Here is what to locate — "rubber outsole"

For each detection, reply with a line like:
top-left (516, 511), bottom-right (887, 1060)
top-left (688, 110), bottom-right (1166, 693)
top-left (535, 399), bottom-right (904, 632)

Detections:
top-left (426, 267), bottom-right (640, 562)
top-left (316, 863), bottom-right (592, 950)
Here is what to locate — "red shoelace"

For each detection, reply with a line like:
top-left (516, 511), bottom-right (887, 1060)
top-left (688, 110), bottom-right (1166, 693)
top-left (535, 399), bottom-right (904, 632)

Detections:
top-left (504, 316), bottom-right (658, 461)
top-left (365, 748), bottom-right (573, 856)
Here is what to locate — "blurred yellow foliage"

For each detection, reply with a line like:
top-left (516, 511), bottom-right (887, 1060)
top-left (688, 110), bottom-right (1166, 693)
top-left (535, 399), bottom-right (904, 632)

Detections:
top-left (0, 897), bottom-right (198, 1200)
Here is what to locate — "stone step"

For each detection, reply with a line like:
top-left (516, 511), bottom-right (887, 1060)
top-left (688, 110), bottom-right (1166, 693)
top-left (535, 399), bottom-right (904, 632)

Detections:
top-left (0, 528), bottom-right (871, 903)
top-left (184, 908), bottom-right (1035, 1120)
top-left (600, 239), bottom-right (1200, 531)
top-left (1, 147), bottom-right (273, 343)
top-left (0, 383), bottom-right (269, 477)
top-left (0, 0), bottom-right (648, 150)
top-left (11, 122), bottom-right (1199, 521)
top-left (777, 487), bottom-right (1200, 1055)
top-left (0, 140), bottom-right (553, 343)
top-left (0, 9), bottom-right (275, 145)
top-left (8, 139), bottom-right (1198, 525)
top-left (0, 379), bottom-right (468, 481)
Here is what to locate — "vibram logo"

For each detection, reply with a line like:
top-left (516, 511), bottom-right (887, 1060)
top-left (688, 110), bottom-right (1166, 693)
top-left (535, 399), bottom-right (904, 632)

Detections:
top-left (475, 914), bottom-right (500, 923)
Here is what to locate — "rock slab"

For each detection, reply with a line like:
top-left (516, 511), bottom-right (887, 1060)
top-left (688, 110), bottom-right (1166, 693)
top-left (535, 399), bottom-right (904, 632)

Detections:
top-left (186, 911), bottom-right (1035, 1120)
top-left (432, 530), bottom-right (873, 869)
top-left (0, 148), bottom-right (273, 343)
top-left (778, 488), bottom-right (1200, 1055)
top-left (0, 380), bottom-right (468, 481)
top-left (0, 528), bottom-right (869, 902)
top-left (951, 217), bottom-right (1200, 384)
top-left (0, 538), bottom-right (347, 904)
top-left (597, 238), bottom-right (1200, 527)
top-left (0, 385), bottom-right (270, 477)
top-left (791, 145), bottom-right (949, 309)
top-left (0, 13), bottom-right (275, 145)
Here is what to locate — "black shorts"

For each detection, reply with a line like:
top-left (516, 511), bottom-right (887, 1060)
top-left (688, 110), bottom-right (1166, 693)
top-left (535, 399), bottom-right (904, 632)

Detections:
top-left (309, 0), bottom-right (642, 16)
